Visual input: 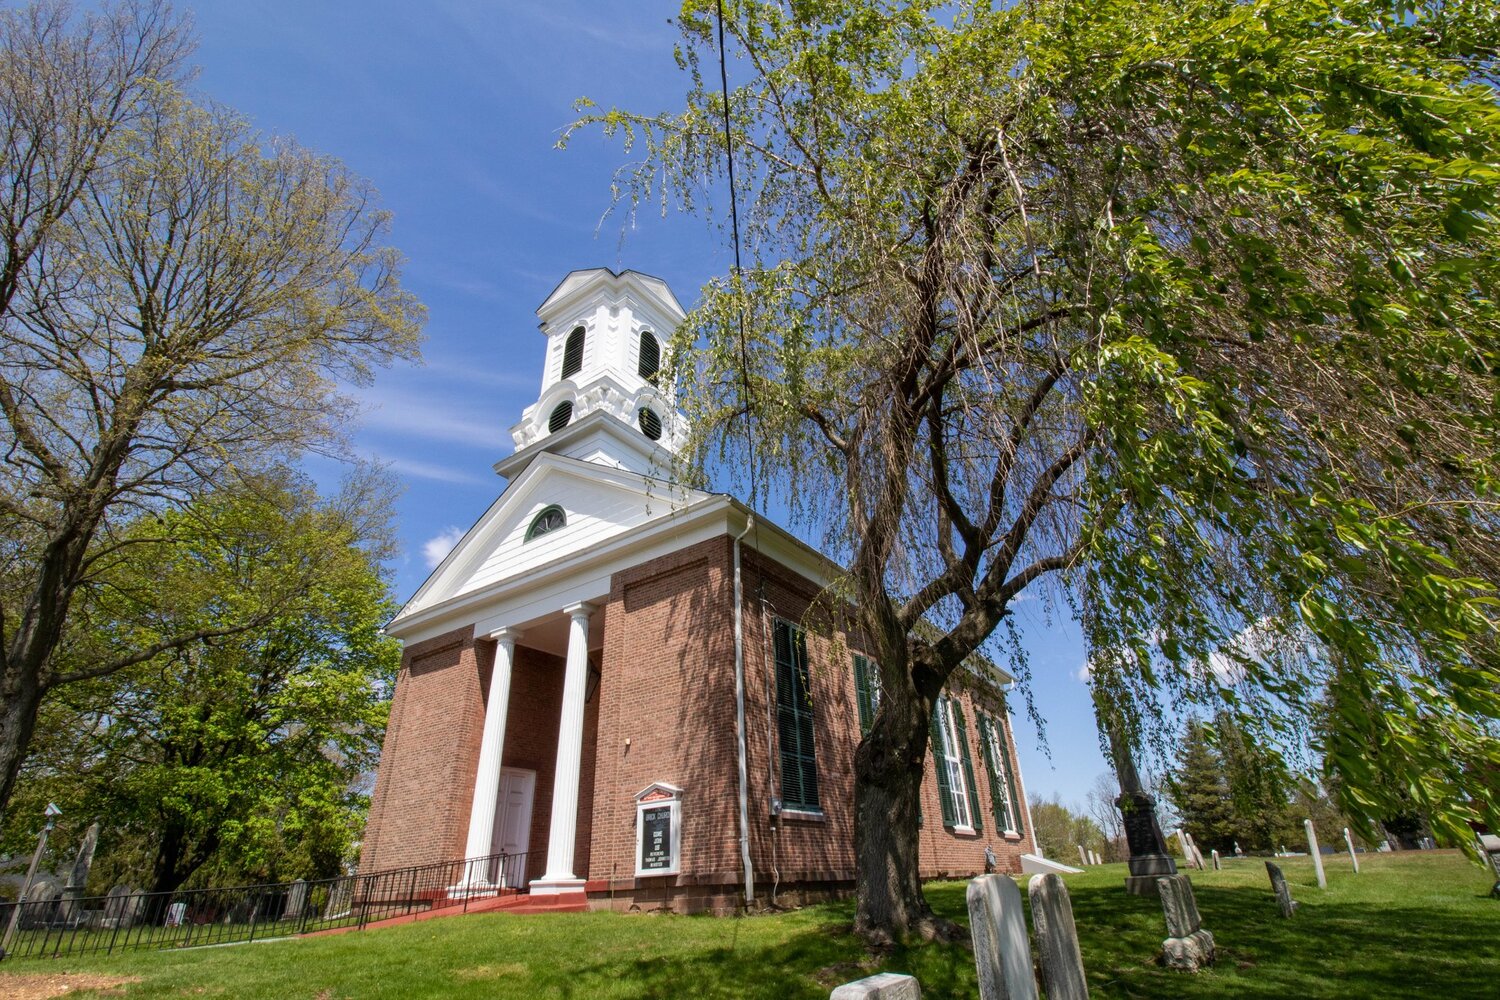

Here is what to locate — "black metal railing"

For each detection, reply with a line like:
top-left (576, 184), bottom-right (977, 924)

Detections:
top-left (0, 850), bottom-right (529, 962)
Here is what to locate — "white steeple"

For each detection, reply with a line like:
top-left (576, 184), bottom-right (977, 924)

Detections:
top-left (497, 268), bottom-right (687, 481)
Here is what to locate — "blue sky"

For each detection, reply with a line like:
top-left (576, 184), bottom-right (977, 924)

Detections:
top-left (186, 0), bottom-right (1110, 806)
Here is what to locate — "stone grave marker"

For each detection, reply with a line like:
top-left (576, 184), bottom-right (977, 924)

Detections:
top-left (1342, 828), bottom-right (1360, 874)
top-left (102, 884), bottom-right (136, 927)
top-left (166, 901), bottom-right (188, 927)
top-left (61, 823), bottom-right (99, 922)
top-left (967, 874), bottom-right (1038, 1000)
top-left (830, 973), bottom-right (922, 999)
top-left (1028, 874), bottom-right (1088, 1000)
top-left (1155, 874), bottom-right (1215, 971)
top-left (1210, 849), bottom-right (1220, 871)
top-left (1304, 819), bottom-right (1327, 888)
top-left (284, 879), bottom-right (308, 921)
top-left (1265, 862), bottom-right (1297, 917)
top-left (1077, 845), bottom-right (1088, 866)
top-left (1478, 834), bottom-right (1500, 898)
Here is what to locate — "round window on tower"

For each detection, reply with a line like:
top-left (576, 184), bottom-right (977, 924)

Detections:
top-left (548, 400), bottom-right (573, 433)
top-left (638, 407), bottom-right (662, 441)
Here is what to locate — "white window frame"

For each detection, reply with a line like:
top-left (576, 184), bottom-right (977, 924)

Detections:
top-left (937, 697), bottom-right (973, 833)
top-left (984, 714), bottom-right (1021, 835)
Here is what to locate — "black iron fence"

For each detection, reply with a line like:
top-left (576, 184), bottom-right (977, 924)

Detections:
top-left (0, 850), bottom-right (529, 962)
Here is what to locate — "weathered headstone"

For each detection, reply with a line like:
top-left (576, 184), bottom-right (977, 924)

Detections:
top-left (1077, 845), bottom-right (1088, 866)
top-left (1210, 849), bottom-right (1220, 871)
top-left (967, 874), bottom-right (1039, 1000)
top-left (1086, 851), bottom-right (1097, 867)
top-left (1265, 862), bottom-right (1297, 917)
top-left (1478, 834), bottom-right (1500, 899)
top-left (1233, 841), bottom-right (1243, 857)
top-left (284, 879), bottom-right (308, 921)
top-left (103, 884), bottom-right (136, 926)
top-left (830, 972), bottom-right (922, 999)
top-left (166, 901), bottom-right (188, 927)
top-left (125, 890), bottom-right (147, 925)
top-left (1304, 819), bottom-right (1327, 889)
top-left (1342, 828), bottom-right (1360, 874)
top-left (1176, 829), bottom-right (1192, 866)
top-left (1028, 874), bottom-right (1088, 1000)
top-left (1155, 874), bottom-right (1215, 971)
top-left (59, 822), bottom-right (100, 923)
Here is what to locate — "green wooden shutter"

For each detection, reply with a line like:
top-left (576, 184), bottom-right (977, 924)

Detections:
top-left (952, 701), bottom-right (983, 834)
top-left (774, 621), bottom-right (819, 810)
top-left (853, 655), bottom-right (874, 736)
top-left (977, 712), bottom-right (1009, 833)
top-left (929, 700), bottom-right (956, 828)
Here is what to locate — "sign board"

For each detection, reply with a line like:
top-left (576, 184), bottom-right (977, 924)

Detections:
top-left (635, 782), bottom-right (683, 878)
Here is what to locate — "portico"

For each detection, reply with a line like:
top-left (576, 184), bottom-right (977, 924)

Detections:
top-left (461, 600), bottom-right (605, 896)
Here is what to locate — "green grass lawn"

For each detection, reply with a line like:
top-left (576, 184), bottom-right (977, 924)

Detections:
top-left (2, 851), bottom-right (1494, 999)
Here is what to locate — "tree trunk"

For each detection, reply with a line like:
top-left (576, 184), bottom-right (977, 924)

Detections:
top-left (0, 667), bottom-right (44, 830)
top-left (852, 687), bottom-right (950, 943)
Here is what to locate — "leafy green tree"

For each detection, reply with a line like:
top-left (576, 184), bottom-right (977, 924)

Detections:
top-left (1028, 795), bottom-right (1106, 864)
top-left (3, 471), bottom-right (400, 893)
top-left (0, 0), bottom-right (423, 825)
top-left (574, 0), bottom-right (1499, 938)
top-left (1169, 722), bottom-right (1238, 853)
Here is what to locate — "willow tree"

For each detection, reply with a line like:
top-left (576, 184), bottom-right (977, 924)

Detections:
top-left (572, 0), bottom-right (1500, 939)
top-left (0, 1), bottom-right (424, 824)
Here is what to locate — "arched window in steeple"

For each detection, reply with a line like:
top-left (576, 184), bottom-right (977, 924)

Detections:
top-left (548, 400), bottom-right (573, 433)
top-left (638, 330), bottom-right (660, 383)
top-left (561, 326), bottom-right (585, 379)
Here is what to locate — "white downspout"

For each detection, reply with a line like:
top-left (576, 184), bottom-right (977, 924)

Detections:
top-left (733, 515), bottom-right (756, 907)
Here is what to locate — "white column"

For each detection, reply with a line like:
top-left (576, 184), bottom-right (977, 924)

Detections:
top-left (534, 602), bottom-right (593, 893)
top-left (460, 627), bottom-right (521, 886)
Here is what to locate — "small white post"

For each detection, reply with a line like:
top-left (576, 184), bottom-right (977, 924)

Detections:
top-left (1305, 819), bottom-right (1327, 889)
top-left (1343, 828), bottom-right (1360, 874)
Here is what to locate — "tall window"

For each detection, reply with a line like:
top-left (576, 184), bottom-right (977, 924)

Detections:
top-left (638, 330), bottom-right (660, 382)
top-left (978, 711), bottom-right (1023, 835)
top-left (561, 326), bottom-right (585, 379)
top-left (774, 620), bottom-right (819, 811)
top-left (930, 695), bottom-right (982, 832)
top-left (853, 654), bottom-right (879, 736)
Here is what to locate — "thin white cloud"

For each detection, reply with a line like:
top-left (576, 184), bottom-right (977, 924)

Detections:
top-left (422, 526), bottom-right (467, 568)
top-left (383, 456), bottom-right (489, 486)
top-left (1075, 660), bottom-right (1093, 683)
top-left (358, 391), bottom-right (499, 448)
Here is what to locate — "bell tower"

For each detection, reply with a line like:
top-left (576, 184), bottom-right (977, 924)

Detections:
top-left (497, 268), bottom-right (687, 480)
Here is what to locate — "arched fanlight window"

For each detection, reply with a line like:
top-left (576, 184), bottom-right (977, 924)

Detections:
top-left (638, 407), bottom-right (662, 441)
top-left (525, 505), bottom-right (566, 541)
top-left (561, 326), bottom-right (585, 379)
top-left (548, 400), bottom-right (573, 433)
top-left (638, 330), bottom-right (660, 382)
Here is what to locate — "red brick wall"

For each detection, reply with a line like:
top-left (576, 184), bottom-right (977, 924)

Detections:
top-left (358, 626), bottom-right (487, 874)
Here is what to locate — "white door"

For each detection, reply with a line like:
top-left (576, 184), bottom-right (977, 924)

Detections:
top-left (490, 767), bottom-right (535, 887)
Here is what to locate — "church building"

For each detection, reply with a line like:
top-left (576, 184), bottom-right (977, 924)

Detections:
top-left (358, 268), bottom-right (1038, 913)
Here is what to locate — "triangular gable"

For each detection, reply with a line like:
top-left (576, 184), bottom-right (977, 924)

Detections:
top-left (395, 453), bottom-right (707, 623)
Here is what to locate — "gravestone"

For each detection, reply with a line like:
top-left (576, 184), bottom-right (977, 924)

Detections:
top-left (284, 879), bottom-right (308, 921)
top-left (1210, 850), bottom-right (1220, 871)
top-left (966, 874), bottom-right (1039, 1000)
top-left (1086, 851), bottom-right (1097, 867)
top-left (61, 823), bottom-right (100, 922)
top-left (1155, 874), bottom-right (1215, 971)
top-left (1028, 874), bottom-right (1088, 1000)
top-left (166, 902), bottom-right (187, 927)
top-left (323, 876), bottom-right (354, 919)
top-left (1478, 834), bottom-right (1500, 898)
top-left (1342, 828), bottom-right (1360, 874)
top-left (1233, 841), bottom-right (1243, 857)
top-left (830, 973), bottom-right (922, 999)
top-left (1265, 862), bottom-right (1297, 917)
top-left (103, 884), bottom-right (136, 927)
top-left (1077, 845), bottom-right (1088, 866)
top-left (1304, 820), bottom-right (1327, 889)
top-left (21, 877), bottom-right (63, 927)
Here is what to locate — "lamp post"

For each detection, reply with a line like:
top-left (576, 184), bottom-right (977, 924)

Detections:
top-left (1, 802), bottom-right (61, 959)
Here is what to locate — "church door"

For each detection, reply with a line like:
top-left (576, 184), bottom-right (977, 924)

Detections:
top-left (490, 767), bottom-right (535, 888)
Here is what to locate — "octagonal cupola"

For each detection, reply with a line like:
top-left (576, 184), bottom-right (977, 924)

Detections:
top-left (499, 268), bottom-right (688, 480)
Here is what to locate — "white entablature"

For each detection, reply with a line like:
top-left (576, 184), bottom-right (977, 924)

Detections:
top-left (504, 268), bottom-right (687, 479)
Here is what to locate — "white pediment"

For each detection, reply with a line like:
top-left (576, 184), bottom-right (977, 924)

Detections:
top-left (395, 453), bottom-right (709, 624)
